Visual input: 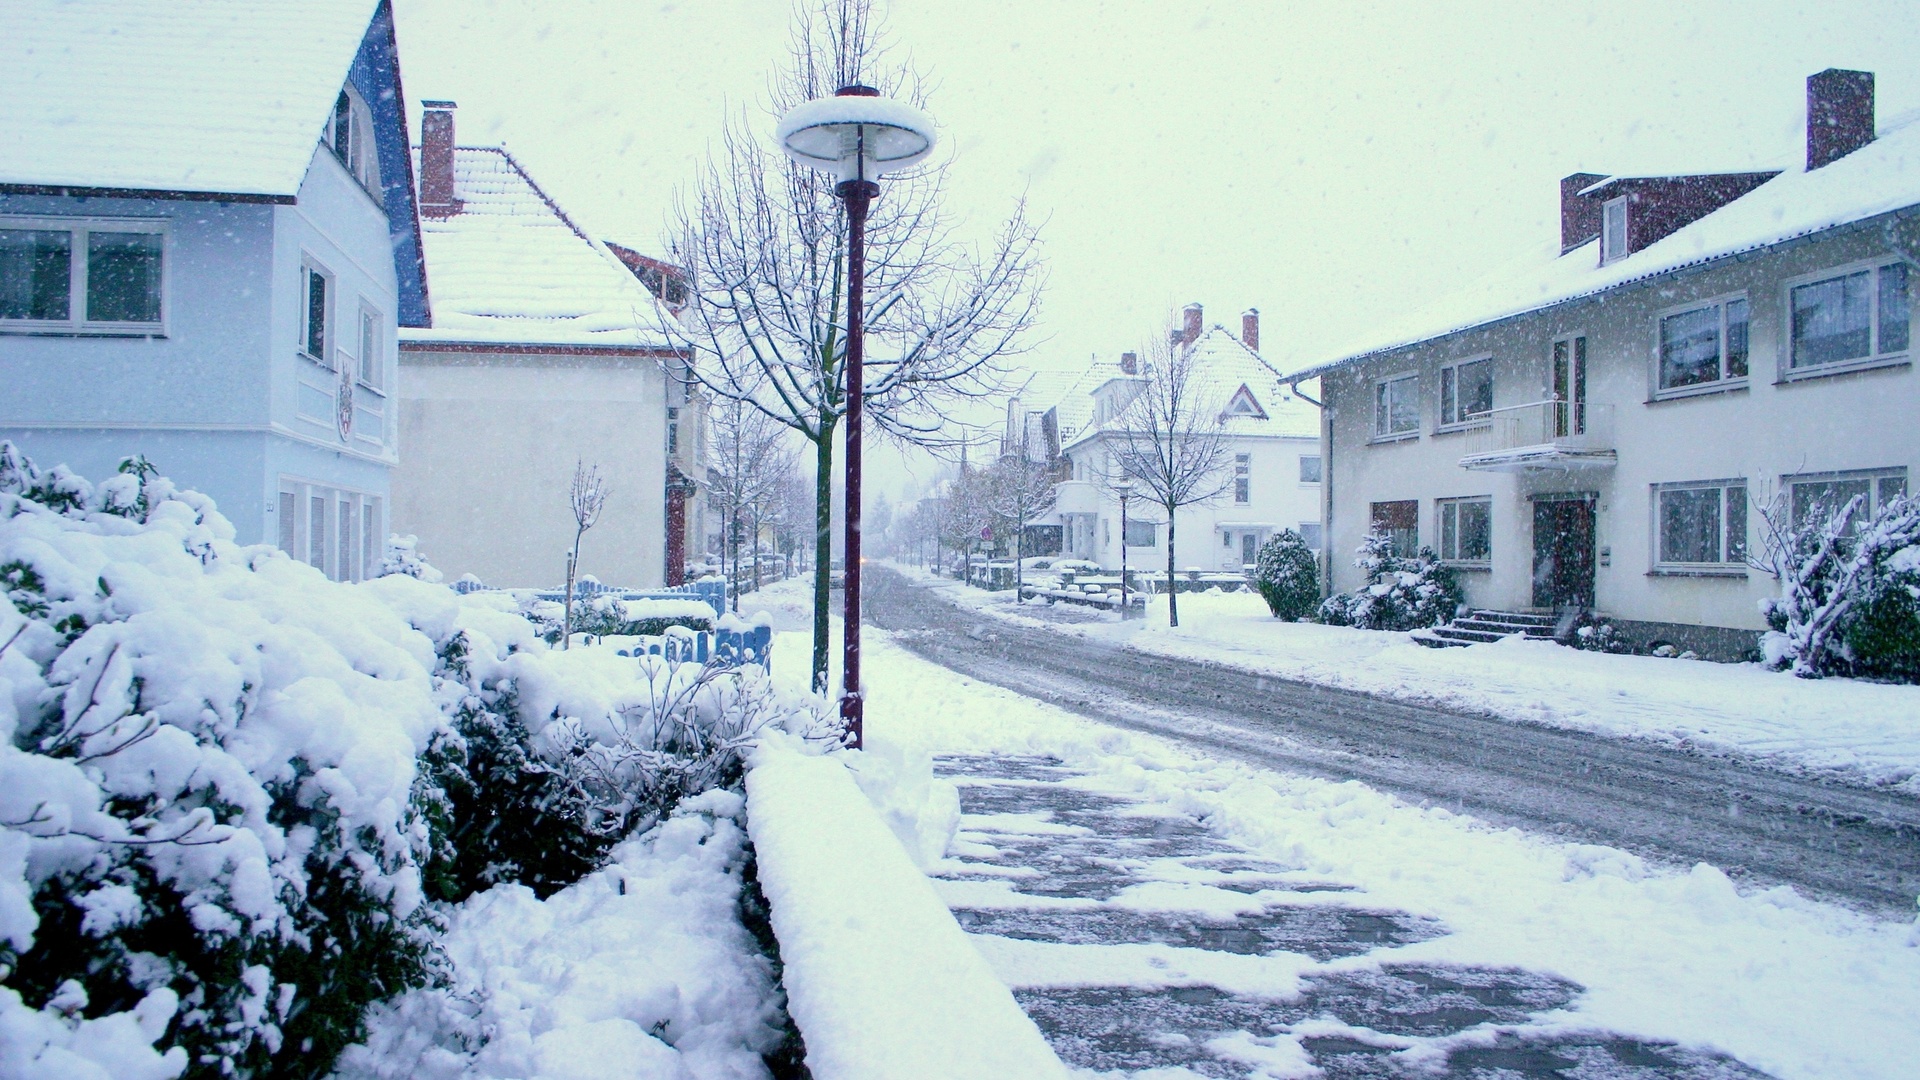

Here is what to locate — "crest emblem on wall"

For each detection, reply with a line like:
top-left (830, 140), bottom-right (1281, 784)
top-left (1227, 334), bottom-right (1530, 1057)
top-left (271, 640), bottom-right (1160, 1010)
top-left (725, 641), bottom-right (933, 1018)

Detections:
top-left (335, 367), bottom-right (355, 442)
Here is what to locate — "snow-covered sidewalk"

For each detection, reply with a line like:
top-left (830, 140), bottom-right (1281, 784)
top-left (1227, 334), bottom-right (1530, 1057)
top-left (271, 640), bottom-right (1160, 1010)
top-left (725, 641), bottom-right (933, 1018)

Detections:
top-left (909, 567), bottom-right (1920, 795)
top-left (836, 619), bottom-right (1920, 1080)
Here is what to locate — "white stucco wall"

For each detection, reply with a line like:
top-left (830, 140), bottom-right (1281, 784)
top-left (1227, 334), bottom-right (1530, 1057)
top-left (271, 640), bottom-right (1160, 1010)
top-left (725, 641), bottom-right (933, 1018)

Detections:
top-left (393, 349), bottom-right (669, 588)
top-left (1321, 223), bottom-right (1918, 634)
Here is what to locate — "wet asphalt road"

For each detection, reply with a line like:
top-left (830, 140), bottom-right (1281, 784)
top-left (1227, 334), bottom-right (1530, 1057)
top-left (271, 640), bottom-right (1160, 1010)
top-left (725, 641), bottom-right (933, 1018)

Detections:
top-left (865, 567), bottom-right (1920, 914)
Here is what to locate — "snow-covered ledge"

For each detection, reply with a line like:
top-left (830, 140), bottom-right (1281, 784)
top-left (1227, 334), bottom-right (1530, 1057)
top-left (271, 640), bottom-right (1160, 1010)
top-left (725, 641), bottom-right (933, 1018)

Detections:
top-left (745, 741), bottom-right (1069, 1080)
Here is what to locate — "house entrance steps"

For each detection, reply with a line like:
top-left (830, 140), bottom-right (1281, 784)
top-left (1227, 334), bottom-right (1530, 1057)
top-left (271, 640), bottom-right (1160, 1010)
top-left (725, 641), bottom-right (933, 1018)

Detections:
top-left (1411, 609), bottom-right (1561, 649)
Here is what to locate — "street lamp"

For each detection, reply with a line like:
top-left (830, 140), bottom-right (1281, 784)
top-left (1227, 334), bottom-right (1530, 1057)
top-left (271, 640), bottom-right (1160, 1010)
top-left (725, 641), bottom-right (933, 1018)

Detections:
top-left (778, 86), bottom-right (936, 749)
top-left (1114, 476), bottom-right (1134, 615)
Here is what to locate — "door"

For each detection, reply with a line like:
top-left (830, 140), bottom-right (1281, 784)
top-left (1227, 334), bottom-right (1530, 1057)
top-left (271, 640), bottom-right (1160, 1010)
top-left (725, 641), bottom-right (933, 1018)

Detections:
top-left (1532, 496), bottom-right (1596, 609)
top-left (1551, 335), bottom-right (1587, 437)
top-left (1241, 533), bottom-right (1257, 567)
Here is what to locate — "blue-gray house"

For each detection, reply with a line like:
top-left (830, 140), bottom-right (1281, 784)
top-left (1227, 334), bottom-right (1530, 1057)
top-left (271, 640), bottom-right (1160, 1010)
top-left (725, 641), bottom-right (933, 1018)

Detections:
top-left (0, 0), bottom-right (429, 581)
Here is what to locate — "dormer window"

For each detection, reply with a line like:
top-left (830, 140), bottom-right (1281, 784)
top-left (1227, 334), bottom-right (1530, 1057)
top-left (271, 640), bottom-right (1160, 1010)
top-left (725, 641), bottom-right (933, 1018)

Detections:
top-left (325, 86), bottom-right (382, 198)
top-left (1601, 196), bottom-right (1628, 263)
top-left (1223, 384), bottom-right (1267, 419)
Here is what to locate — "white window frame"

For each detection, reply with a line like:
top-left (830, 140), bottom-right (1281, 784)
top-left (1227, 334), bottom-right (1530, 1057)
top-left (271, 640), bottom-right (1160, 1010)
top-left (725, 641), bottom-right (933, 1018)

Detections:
top-left (0, 215), bottom-right (168, 335)
top-left (1783, 467), bottom-right (1908, 532)
top-left (277, 476), bottom-right (383, 582)
top-left (1437, 355), bottom-right (1494, 429)
top-left (1373, 371), bottom-right (1420, 440)
top-left (1299, 454), bottom-right (1322, 484)
top-left (1781, 258), bottom-right (1911, 382)
top-left (1437, 496), bottom-right (1493, 567)
top-left (1298, 521), bottom-right (1324, 551)
top-left (1233, 453), bottom-right (1251, 504)
top-left (1652, 292), bottom-right (1751, 400)
top-left (300, 257), bottom-right (334, 368)
top-left (356, 302), bottom-right (384, 390)
top-left (1651, 479), bottom-right (1749, 575)
top-left (325, 84), bottom-right (383, 199)
top-left (1601, 196), bottom-right (1628, 263)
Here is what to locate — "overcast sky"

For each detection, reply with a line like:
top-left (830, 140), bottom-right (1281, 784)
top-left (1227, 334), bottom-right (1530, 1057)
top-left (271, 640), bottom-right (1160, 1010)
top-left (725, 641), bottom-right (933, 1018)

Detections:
top-left (392, 0), bottom-right (1920, 495)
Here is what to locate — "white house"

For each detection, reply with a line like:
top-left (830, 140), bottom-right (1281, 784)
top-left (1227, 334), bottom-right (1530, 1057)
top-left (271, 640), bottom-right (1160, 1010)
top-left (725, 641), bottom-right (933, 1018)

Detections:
top-left (1283, 69), bottom-right (1918, 659)
top-left (1034, 305), bottom-right (1322, 574)
top-left (0, 0), bottom-right (427, 581)
top-left (391, 102), bottom-right (692, 588)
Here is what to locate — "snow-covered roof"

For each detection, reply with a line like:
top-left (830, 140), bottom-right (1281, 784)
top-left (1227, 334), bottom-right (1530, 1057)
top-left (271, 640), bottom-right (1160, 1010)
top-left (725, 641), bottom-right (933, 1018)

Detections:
top-left (1059, 325), bottom-right (1318, 452)
top-left (400, 147), bottom-right (679, 351)
top-left (0, 0), bottom-right (381, 198)
top-left (1285, 110), bottom-right (1920, 382)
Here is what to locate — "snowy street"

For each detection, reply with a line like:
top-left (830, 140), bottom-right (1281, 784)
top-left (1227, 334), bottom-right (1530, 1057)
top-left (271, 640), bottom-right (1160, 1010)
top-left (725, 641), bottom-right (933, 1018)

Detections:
top-left (863, 567), bottom-right (1920, 914)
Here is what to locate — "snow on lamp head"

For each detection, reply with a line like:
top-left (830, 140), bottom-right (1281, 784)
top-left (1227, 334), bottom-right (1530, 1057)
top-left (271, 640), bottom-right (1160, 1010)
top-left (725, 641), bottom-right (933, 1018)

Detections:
top-left (777, 85), bottom-right (937, 189)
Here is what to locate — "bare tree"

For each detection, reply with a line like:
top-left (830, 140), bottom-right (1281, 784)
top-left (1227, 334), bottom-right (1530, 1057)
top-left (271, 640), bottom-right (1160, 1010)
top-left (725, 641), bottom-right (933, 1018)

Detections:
top-left (1108, 331), bottom-right (1235, 627)
top-left (668, 0), bottom-right (1045, 691)
top-left (983, 451), bottom-right (1057, 599)
top-left (563, 461), bottom-right (611, 649)
top-left (708, 398), bottom-right (793, 611)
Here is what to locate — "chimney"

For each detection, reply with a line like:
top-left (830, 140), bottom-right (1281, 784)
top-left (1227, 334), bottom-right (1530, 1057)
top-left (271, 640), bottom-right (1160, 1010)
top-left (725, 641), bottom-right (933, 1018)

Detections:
top-left (420, 100), bottom-right (461, 218)
top-left (1182, 302), bottom-right (1203, 345)
top-left (1560, 172), bottom-right (1608, 253)
top-left (1119, 351), bottom-right (1138, 375)
top-left (1807, 69), bottom-right (1874, 170)
top-left (1241, 308), bottom-right (1260, 352)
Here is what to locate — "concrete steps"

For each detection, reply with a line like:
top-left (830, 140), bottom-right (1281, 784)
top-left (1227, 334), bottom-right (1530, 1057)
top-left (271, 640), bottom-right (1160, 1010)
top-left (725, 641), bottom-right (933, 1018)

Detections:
top-left (1412, 609), bottom-right (1562, 650)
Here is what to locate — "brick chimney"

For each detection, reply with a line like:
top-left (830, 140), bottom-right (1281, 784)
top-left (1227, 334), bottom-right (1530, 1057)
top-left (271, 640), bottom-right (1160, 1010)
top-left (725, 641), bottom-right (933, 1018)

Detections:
top-left (1182, 302), bottom-right (1203, 345)
top-left (1807, 69), bottom-right (1874, 170)
top-left (1240, 308), bottom-right (1259, 351)
top-left (420, 100), bottom-right (461, 218)
top-left (1560, 172), bottom-right (1608, 253)
top-left (1119, 351), bottom-right (1137, 375)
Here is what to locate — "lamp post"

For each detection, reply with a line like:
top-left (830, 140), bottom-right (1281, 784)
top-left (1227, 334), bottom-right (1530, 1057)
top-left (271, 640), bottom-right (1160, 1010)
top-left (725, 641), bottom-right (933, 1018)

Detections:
top-left (1115, 477), bottom-right (1134, 615)
top-left (778, 86), bottom-right (936, 749)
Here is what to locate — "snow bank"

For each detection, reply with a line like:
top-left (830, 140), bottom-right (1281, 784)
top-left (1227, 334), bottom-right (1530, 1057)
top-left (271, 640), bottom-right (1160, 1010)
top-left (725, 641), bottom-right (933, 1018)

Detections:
top-left (744, 740), bottom-right (1067, 1080)
top-left (336, 791), bottom-right (785, 1080)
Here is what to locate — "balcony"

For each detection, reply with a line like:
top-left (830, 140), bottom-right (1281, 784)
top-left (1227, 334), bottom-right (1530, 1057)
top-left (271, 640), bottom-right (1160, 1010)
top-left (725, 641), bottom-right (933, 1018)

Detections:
top-left (1051, 479), bottom-right (1101, 515)
top-left (1457, 401), bottom-right (1616, 472)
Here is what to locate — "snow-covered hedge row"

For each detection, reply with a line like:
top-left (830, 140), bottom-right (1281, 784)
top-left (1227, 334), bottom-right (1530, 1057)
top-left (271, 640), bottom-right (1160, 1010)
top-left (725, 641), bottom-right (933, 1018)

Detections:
top-left (0, 447), bottom-right (825, 1079)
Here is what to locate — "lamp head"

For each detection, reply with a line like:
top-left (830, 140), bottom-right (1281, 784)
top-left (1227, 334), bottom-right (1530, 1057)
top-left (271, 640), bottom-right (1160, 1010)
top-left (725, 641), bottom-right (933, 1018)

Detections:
top-left (778, 85), bottom-right (937, 187)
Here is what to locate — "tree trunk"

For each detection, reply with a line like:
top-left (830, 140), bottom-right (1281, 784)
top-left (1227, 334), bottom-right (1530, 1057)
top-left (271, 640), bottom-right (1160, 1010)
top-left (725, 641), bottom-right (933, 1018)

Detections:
top-left (563, 530), bottom-right (584, 649)
top-left (811, 421), bottom-right (836, 694)
top-left (1165, 511), bottom-right (1179, 628)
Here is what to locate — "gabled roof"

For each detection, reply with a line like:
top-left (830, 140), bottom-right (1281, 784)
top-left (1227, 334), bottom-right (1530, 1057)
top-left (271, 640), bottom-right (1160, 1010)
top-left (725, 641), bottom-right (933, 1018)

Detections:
top-left (1056, 325), bottom-right (1319, 452)
top-left (400, 147), bottom-right (679, 351)
top-left (0, 0), bottom-right (384, 199)
top-left (1285, 110), bottom-right (1920, 383)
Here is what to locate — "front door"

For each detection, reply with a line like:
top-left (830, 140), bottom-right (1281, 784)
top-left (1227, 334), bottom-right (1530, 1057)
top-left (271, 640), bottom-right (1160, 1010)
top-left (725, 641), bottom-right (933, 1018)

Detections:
top-left (1241, 533), bottom-right (1258, 567)
top-left (1532, 496), bottom-right (1596, 609)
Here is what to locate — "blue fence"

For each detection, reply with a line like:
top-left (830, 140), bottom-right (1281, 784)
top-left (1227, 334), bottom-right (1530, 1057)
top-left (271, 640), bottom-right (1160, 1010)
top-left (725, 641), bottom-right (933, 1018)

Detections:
top-left (453, 576), bottom-right (730, 618)
top-left (615, 624), bottom-right (774, 671)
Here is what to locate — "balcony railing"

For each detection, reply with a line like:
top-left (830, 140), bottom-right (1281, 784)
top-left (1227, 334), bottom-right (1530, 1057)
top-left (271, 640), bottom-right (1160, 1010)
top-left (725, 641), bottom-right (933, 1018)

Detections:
top-left (1458, 400), bottom-right (1616, 472)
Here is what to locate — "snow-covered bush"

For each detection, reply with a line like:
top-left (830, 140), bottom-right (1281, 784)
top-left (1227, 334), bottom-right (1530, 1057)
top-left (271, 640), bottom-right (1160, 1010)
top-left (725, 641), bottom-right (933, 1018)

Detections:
top-left (1249, 530), bottom-right (1319, 621)
top-left (1318, 531), bottom-right (1464, 631)
top-left (1758, 493), bottom-right (1920, 681)
top-left (1566, 611), bottom-right (1633, 654)
top-left (379, 534), bottom-right (443, 582)
top-left (518, 595), bottom-right (715, 646)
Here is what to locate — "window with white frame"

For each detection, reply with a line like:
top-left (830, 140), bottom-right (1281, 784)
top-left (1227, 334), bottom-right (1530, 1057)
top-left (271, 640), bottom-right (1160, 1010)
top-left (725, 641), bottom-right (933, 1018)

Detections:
top-left (1601, 196), bottom-right (1628, 263)
top-left (1439, 357), bottom-right (1493, 427)
top-left (1658, 296), bottom-right (1749, 393)
top-left (1789, 261), bottom-right (1909, 373)
top-left (326, 86), bottom-right (383, 197)
top-left (1654, 480), bottom-right (1747, 569)
top-left (1374, 373), bottom-right (1418, 437)
top-left (1299, 455), bottom-right (1321, 484)
top-left (1371, 499), bottom-right (1418, 558)
top-left (1437, 497), bottom-right (1492, 564)
top-left (356, 305), bottom-right (382, 388)
top-left (277, 480), bottom-right (382, 582)
top-left (0, 218), bottom-right (164, 332)
top-left (1233, 453), bottom-right (1250, 503)
top-left (1786, 467), bottom-right (1907, 532)
top-left (1298, 522), bottom-right (1323, 550)
top-left (1124, 519), bottom-right (1156, 547)
top-left (301, 260), bottom-right (332, 364)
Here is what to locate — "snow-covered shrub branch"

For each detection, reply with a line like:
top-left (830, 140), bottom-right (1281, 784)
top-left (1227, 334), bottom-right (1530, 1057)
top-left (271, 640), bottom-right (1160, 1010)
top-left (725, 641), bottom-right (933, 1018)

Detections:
top-left (1319, 531), bottom-right (1465, 631)
top-left (1250, 530), bottom-right (1319, 621)
top-left (1754, 491), bottom-right (1920, 680)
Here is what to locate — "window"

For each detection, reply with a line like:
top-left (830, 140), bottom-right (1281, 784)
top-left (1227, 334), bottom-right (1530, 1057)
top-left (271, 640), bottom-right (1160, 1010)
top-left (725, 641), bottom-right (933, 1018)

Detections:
top-left (301, 261), bottom-right (332, 364)
top-left (1223, 532), bottom-right (1233, 548)
top-left (1233, 454), bottom-right (1250, 503)
top-left (339, 498), bottom-right (356, 582)
top-left (1374, 373), bottom-right (1418, 437)
top-left (357, 306), bottom-right (382, 388)
top-left (1439, 357), bottom-right (1493, 427)
top-left (1124, 519), bottom-right (1156, 547)
top-left (1658, 296), bottom-right (1749, 393)
top-left (1787, 468), bottom-right (1908, 532)
top-left (1789, 262), bottom-right (1909, 372)
top-left (278, 491), bottom-right (298, 554)
top-left (1371, 500), bottom-right (1418, 557)
top-left (1551, 335), bottom-right (1588, 435)
top-left (326, 87), bottom-right (382, 197)
top-left (1299, 522), bottom-right (1323, 550)
top-left (310, 494), bottom-right (329, 574)
top-left (280, 481), bottom-right (380, 581)
top-left (1654, 481), bottom-right (1747, 569)
top-left (363, 497), bottom-right (381, 580)
top-left (0, 218), bottom-right (164, 332)
top-left (1601, 196), bottom-right (1628, 263)
top-left (1438, 497), bottom-right (1492, 564)
top-left (1299, 455), bottom-right (1322, 484)
top-left (668, 406), bottom-right (680, 454)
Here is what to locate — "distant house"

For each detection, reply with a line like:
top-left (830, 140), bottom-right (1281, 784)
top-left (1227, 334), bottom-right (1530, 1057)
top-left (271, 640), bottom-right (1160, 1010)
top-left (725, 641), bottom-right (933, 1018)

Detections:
top-left (1027, 305), bottom-right (1322, 572)
top-left (0, 0), bottom-right (428, 580)
top-left (392, 102), bottom-right (693, 587)
top-left (1283, 69), bottom-right (1919, 658)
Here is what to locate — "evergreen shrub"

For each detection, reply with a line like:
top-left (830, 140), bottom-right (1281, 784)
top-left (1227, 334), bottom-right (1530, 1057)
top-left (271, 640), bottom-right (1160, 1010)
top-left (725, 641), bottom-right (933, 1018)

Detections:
top-left (1250, 530), bottom-right (1320, 621)
top-left (1319, 531), bottom-right (1464, 631)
